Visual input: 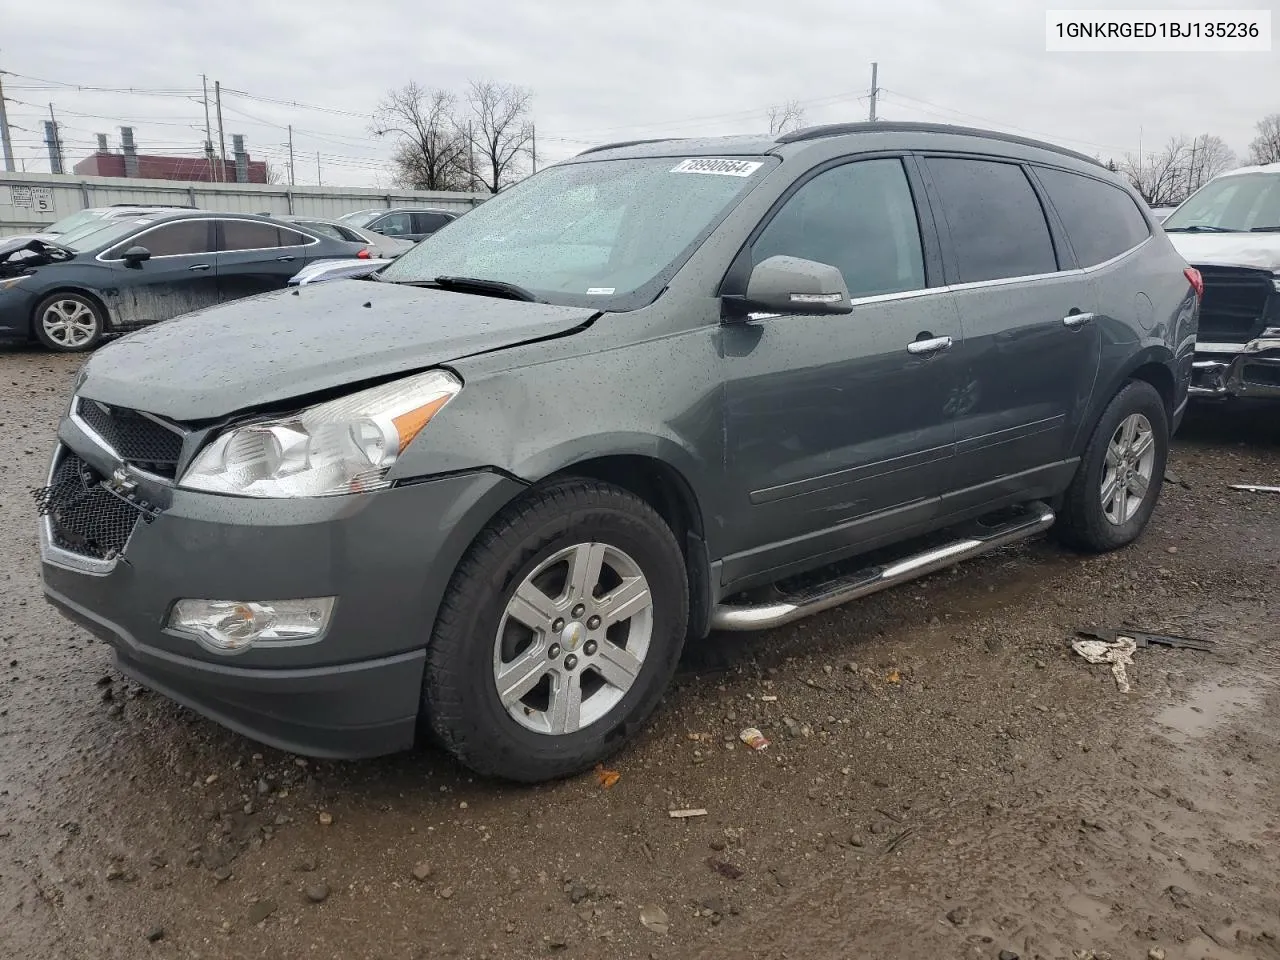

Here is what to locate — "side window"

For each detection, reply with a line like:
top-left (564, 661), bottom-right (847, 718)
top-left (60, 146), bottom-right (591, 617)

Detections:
top-left (751, 158), bottom-right (926, 298)
top-left (333, 225), bottom-right (366, 243)
top-left (278, 227), bottom-right (314, 246)
top-left (925, 157), bottom-right (1058, 283)
top-left (1035, 167), bottom-right (1151, 267)
top-left (220, 220), bottom-right (283, 251)
top-left (414, 212), bottom-right (453, 234)
top-left (132, 220), bottom-right (213, 257)
top-left (298, 221), bottom-right (343, 240)
top-left (373, 212), bottom-right (414, 236)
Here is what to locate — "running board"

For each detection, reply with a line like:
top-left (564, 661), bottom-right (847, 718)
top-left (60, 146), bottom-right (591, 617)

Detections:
top-left (710, 501), bottom-right (1056, 632)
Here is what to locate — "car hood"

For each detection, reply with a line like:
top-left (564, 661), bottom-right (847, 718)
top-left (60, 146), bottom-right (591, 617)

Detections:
top-left (1168, 232), bottom-right (1280, 271)
top-left (76, 280), bottom-right (599, 421)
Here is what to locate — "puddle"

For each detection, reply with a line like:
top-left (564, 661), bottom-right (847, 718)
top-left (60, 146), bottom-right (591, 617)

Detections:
top-left (1154, 681), bottom-right (1263, 740)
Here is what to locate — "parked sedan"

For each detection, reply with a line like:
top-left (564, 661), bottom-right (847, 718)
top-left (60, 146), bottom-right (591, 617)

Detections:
top-left (3, 203), bottom-right (198, 245)
top-left (278, 215), bottom-right (414, 259)
top-left (338, 207), bottom-right (458, 242)
top-left (0, 211), bottom-right (363, 352)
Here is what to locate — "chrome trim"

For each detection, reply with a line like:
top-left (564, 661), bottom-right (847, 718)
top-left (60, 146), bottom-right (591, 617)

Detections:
top-left (1195, 342), bottom-right (1247, 355)
top-left (1063, 312), bottom-right (1097, 328)
top-left (710, 501), bottom-right (1055, 632)
top-left (1189, 335), bottom-right (1280, 398)
top-left (37, 446), bottom-right (120, 577)
top-left (97, 217), bottom-right (320, 263)
top-left (906, 335), bottom-right (953, 356)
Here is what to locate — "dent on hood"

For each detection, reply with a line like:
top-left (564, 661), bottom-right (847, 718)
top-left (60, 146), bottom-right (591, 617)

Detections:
top-left (1168, 233), bottom-right (1280, 271)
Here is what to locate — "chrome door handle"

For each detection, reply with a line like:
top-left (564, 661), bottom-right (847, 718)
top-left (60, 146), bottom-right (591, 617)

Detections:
top-left (275, 255), bottom-right (297, 262)
top-left (1063, 312), bottom-right (1096, 328)
top-left (907, 335), bottom-right (953, 356)
top-left (188, 263), bottom-right (212, 272)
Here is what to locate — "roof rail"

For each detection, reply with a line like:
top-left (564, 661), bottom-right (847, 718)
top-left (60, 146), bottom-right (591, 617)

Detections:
top-left (575, 138), bottom-right (686, 157)
top-left (776, 121), bottom-right (1102, 167)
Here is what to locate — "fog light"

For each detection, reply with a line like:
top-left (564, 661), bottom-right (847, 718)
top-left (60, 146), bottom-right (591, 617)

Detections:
top-left (168, 598), bottom-right (335, 652)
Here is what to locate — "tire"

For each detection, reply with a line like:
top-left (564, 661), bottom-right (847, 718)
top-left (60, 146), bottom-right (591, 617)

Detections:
top-left (1054, 380), bottom-right (1169, 552)
top-left (423, 479), bottom-right (689, 782)
top-left (33, 292), bottom-right (106, 352)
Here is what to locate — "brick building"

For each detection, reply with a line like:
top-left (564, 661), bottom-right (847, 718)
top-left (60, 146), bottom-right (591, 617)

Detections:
top-left (72, 128), bottom-right (268, 184)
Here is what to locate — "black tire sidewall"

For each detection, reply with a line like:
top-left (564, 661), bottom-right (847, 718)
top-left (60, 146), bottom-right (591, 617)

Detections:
top-left (426, 485), bottom-right (688, 781)
top-left (33, 292), bottom-right (105, 353)
top-left (1070, 381), bottom-right (1169, 550)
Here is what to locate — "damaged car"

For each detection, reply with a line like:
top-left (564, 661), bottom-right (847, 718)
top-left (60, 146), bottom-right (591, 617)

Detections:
top-left (1164, 161), bottom-right (1280, 400)
top-left (0, 211), bottom-right (364, 352)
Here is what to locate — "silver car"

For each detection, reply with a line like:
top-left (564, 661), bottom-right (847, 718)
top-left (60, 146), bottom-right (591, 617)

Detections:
top-left (279, 216), bottom-right (414, 259)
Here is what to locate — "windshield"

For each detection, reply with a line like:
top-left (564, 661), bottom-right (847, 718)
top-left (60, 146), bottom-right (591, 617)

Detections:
top-left (61, 217), bottom-right (156, 252)
top-left (42, 209), bottom-right (112, 235)
top-left (379, 156), bottom-right (774, 309)
top-left (1163, 173), bottom-right (1280, 232)
top-left (339, 209), bottom-right (382, 227)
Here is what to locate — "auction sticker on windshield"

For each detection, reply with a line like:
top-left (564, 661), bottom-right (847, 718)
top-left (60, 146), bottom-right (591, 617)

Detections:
top-left (670, 158), bottom-right (764, 177)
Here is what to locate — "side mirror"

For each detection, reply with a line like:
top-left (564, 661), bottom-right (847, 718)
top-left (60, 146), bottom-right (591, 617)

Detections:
top-left (743, 255), bottom-right (852, 315)
top-left (121, 245), bottom-right (151, 267)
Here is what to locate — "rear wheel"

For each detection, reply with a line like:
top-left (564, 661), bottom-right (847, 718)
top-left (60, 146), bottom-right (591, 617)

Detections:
top-left (423, 479), bottom-right (689, 782)
top-left (33, 292), bottom-right (106, 352)
top-left (1054, 380), bottom-right (1168, 552)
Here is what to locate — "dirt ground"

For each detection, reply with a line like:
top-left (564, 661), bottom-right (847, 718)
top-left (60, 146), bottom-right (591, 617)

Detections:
top-left (1, 346), bottom-right (1277, 960)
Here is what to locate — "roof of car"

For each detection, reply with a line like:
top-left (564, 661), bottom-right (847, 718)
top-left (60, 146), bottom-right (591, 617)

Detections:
top-left (1214, 160), bottom-right (1280, 178)
top-left (573, 122), bottom-right (1103, 169)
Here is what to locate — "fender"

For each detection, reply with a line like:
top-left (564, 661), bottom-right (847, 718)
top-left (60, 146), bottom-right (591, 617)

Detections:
top-left (1070, 338), bottom-right (1179, 458)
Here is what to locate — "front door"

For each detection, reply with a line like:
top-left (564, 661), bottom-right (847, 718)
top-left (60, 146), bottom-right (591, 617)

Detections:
top-left (98, 218), bottom-right (221, 327)
top-left (920, 155), bottom-right (1102, 492)
top-left (720, 156), bottom-right (962, 581)
top-left (215, 219), bottom-right (318, 301)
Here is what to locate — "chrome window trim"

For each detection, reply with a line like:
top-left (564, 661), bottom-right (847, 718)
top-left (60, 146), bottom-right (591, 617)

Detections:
top-left (37, 445), bottom-right (120, 577)
top-left (96, 218), bottom-right (215, 263)
top-left (213, 216), bottom-right (322, 254)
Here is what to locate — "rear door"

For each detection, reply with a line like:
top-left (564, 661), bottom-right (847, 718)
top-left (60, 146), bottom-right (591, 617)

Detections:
top-left (919, 155), bottom-right (1101, 498)
top-left (214, 220), bottom-right (319, 299)
top-left (97, 218), bottom-right (220, 326)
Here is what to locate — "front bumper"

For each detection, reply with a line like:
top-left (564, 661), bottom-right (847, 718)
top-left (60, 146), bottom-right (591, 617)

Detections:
top-left (1189, 335), bottom-right (1280, 399)
top-left (39, 419), bottom-right (525, 758)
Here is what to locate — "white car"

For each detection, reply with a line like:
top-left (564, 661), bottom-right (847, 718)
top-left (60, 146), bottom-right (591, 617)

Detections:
top-left (1164, 161), bottom-right (1280, 401)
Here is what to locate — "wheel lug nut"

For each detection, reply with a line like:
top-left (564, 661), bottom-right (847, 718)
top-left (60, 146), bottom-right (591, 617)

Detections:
top-left (584, 640), bottom-right (597, 656)
top-left (587, 615), bottom-right (601, 630)
top-left (548, 643), bottom-right (561, 659)
top-left (564, 654), bottom-right (579, 670)
top-left (552, 618), bottom-right (565, 633)
top-left (571, 604), bottom-right (585, 618)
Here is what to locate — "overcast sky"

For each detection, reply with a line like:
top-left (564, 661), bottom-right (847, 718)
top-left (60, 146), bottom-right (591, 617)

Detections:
top-left (1, 0), bottom-right (1275, 189)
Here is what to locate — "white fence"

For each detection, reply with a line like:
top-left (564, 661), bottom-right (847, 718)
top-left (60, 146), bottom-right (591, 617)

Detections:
top-left (0, 172), bottom-right (488, 236)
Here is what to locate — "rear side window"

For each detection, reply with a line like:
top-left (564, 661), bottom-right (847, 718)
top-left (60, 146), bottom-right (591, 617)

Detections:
top-left (414, 212), bottom-right (453, 234)
top-left (1035, 167), bottom-right (1150, 266)
top-left (751, 158), bottom-right (926, 298)
top-left (278, 227), bottom-right (313, 246)
top-left (373, 212), bottom-right (414, 236)
top-left (221, 221), bottom-right (282, 251)
top-left (298, 220), bottom-right (343, 240)
top-left (925, 157), bottom-right (1057, 283)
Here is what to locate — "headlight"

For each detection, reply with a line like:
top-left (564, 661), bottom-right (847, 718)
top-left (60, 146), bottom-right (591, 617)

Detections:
top-left (180, 369), bottom-right (461, 497)
top-left (0, 275), bottom-right (29, 292)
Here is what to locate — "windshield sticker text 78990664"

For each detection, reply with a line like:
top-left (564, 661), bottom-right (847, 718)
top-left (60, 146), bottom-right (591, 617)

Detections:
top-left (670, 158), bottom-right (764, 177)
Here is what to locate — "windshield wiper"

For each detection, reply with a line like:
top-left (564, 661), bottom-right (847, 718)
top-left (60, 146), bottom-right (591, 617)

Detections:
top-left (1248, 225), bottom-right (1280, 232)
top-left (432, 275), bottom-right (541, 302)
top-left (1163, 225), bottom-right (1238, 233)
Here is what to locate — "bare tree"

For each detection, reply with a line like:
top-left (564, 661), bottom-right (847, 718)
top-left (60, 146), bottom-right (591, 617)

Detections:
top-left (374, 82), bottom-right (468, 191)
top-left (262, 162), bottom-right (285, 185)
top-left (766, 100), bottom-right (806, 136)
top-left (467, 80), bottom-right (533, 193)
top-left (1184, 134), bottom-right (1235, 195)
top-left (1121, 134), bottom-right (1236, 206)
top-left (1248, 113), bottom-right (1280, 166)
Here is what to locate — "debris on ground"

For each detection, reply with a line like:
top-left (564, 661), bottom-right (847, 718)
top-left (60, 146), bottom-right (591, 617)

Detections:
top-left (411, 861), bottom-right (433, 882)
top-left (1078, 628), bottom-right (1214, 652)
top-left (739, 727), bottom-right (769, 751)
top-left (317, 811), bottom-right (334, 826)
top-left (639, 904), bottom-right (670, 934)
top-left (669, 808), bottom-right (708, 819)
top-left (760, 694), bottom-right (778, 702)
top-left (1071, 635), bottom-right (1137, 693)
top-left (706, 858), bottom-right (744, 880)
top-left (594, 764), bottom-right (620, 789)
top-left (1229, 483), bottom-right (1280, 493)
top-left (885, 670), bottom-right (901, 685)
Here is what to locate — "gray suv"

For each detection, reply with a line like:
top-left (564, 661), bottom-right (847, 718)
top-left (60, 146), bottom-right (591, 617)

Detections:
top-left (38, 123), bottom-right (1198, 782)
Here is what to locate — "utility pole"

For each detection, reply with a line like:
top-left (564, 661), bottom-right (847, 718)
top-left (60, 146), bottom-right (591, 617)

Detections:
top-left (287, 124), bottom-right (295, 185)
top-left (202, 74), bottom-right (215, 181)
top-left (47, 103), bottom-right (64, 174)
top-left (0, 68), bottom-right (15, 172)
top-left (316, 151), bottom-right (321, 186)
top-left (531, 123), bottom-right (537, 174)
top-left (214, 80), bottom-right (227, 181)
top-left (868, 62), bottom-right (879, 122)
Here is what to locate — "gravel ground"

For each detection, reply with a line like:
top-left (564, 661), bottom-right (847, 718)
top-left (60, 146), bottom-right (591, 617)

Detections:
top-left (1, 345), bottom-right (1277, 960)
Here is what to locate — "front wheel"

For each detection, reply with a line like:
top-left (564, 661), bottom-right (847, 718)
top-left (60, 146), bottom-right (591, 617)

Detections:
top-left (423, 479), bottom-right (689, 782)
top-left (33, 292), bottom-right (106, 352)
top-left (1054, 380), bottom-right (1169, 552)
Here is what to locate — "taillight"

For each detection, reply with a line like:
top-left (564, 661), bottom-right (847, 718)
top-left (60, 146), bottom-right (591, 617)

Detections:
top-left (1184, 266), bottom-right (1203, 299)
top-left (357, 248), bottom-right (371, 259)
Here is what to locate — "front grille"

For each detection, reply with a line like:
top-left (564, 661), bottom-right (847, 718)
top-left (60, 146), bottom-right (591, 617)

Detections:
top-left (1196, 265), bottom-right (1274, 342)
top-left (76, 399), bottom-right (183, 478)
top-left (33, 452), bottom-right (140, 561)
